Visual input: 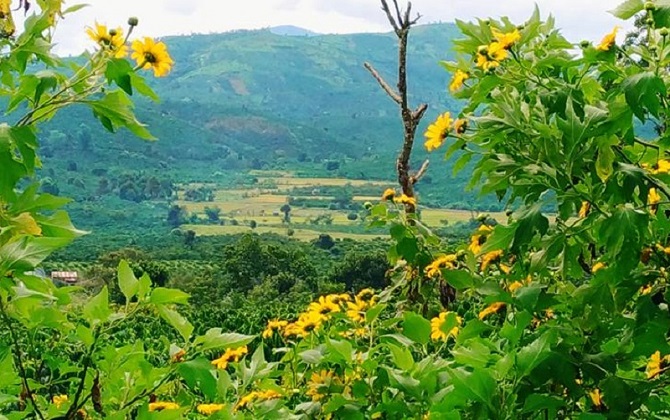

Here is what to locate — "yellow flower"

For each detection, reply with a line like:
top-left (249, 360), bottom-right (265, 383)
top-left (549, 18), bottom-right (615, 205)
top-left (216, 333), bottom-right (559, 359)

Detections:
top-left (235, 390), bottom-right (282, 411)
top-left (449, 70), bottom-right (469, 92)
top-left (86, 22), bottom-right (127, 58)
top-left (382, 188), bottom-right (395, 201)
top-left (641, 284), bottom-right (653, 295)
top-left (468, 225), bottom-right (492, 255)
top-left (492, 28), bottom-right (521, 49)
top-left (347, 298), bottom-right (368, 323)
top-left (211, 346), bottom-right (248, 369)
top-left (647, 351), bottom-right (670, 379)
top-left (259, 390), bottom-right (282, 400)
top-left (283, 322), bottom-right (302, 339)
top-left (308, 296), bottom-right (341, 318)
top-left (589, 389), bottom-right (603, 408)
top-left (478, 302), bottom-right (506, 320)
top-left (52, 394), bottom-right (68, 409)
top-left (424, 112), bottom-right (453, 152)
top-left (394, 194), bottom-right (417, 207)
top-left (508, 281), bottom-right (524, 293)
top-left (430, 311), bottom-right (462, 341)
top-left (326, 293), bottom-right (351, 305)
top-left (148, 402), bottom-right (180, 412)
top-left (578, 201), bottom-right (591, 218)
top-left (480, 250), bottom-right (504, 272)
top-left (197, 404), bottom-right (225, 415)
top-left (453, 118), bottom-right (468, 134)
top-left (591, 262), bottom-right (606, 274)
top-left (596, 26), bottom-right (619, 51)
top-left (476, 42), bottom-right (508, 71)
top-left (262, 319), bottom-right (288, 339)
top-left (356, 288), bottom-right (376, 302)
top-left (131, 37), bottom-right (174, 77)
top-left (425, 254), bottom-right (457, 278)
top-left (306, 370), bottom-right (339, 401)
top-left (651, 159), bottom-right (670, 174)
top-left (295, 311), bottom-right (323, 336)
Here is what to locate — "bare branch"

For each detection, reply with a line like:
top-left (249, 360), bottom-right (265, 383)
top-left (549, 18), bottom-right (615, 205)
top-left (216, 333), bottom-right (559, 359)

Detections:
top-left (379, 0), bottom-right (400, 33)
top-left (392, 0), bottom-right (404, 26)
top-left (409, 13), bottom-right (422, 26)
top-left (411, 160), bottom-right (430, 184)
top-left (412, 103), bottom-right (428, 122)
top-left (364, 62), bottom-right (402, 105)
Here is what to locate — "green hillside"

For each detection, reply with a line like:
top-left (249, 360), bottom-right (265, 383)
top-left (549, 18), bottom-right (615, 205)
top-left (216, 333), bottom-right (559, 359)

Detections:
top-left (39, 23), bottom-right (493, 242)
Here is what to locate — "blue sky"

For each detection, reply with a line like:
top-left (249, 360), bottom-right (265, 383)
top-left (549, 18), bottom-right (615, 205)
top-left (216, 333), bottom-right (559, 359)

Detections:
top-left (51, 0), bottom-right (631, 55)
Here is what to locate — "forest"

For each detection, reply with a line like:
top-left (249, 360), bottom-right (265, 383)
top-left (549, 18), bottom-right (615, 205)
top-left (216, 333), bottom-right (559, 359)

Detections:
top-left (3, 0), bottom-right (670, 419)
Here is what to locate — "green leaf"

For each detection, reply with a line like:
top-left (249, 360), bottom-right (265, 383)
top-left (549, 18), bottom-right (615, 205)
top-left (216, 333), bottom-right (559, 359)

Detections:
top-left (157, 304), bottom-right (193, 341)
top-left (89, 91), bottom-right (155, 140)
top-left (0, 236), bottom-right (71, 274)
top-left (117, 260), bottom-right (139, 302)
top-left (365, 303), bottom-right (386, 323)
top-left (193, 328), bottom-right (255, 352)
top-left (327, 339), bottom-right (353, 363)
top-left (83, 286), bottom-right (112, 325)
top-left (479, 224), bottom-right (515, 255)
top-left (149, 287), bottom-right (190, 305)
top-left (176, 358), bottom-right (218, 400)
top-left (444, 269), bottom-right (474, 290)
top-left (517, 332), bottom-right (555, 379)
top-left (445, 367), bottom-right (497, 410)
top-left (105, 58), bottom-right (134, 95)
top-left (610, 0), bottom-right (643, 19)
top-left (595, 136), bottom-right (617, 182)
top-left (622, 72), bottom-right (667, 120)
top-left (300, 349), bottom-right (324, 364)
top-left (402, 312), bottom-right (431, 345)
top-left (387, 343), bottom-right (414, 370)
top-left (138, 272), bottom-right (152, 301)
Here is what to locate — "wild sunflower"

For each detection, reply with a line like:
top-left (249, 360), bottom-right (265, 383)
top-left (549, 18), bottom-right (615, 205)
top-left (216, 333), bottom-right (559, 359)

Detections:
top-left (424, 112), bottom-right (452, 152)
top-left (308, 295), bottom-right (341, 318)
top-left (394, 193), bottom-right (417, 207)
top-left (131, 37), bottom-right (174, 77)
top-left (578, 201), bottom-right (591, 218)
top-left (262, 319), bottom-right (288, 339)
top-left (52, 395), bottom-right (68, 409)
top-left (468, 225), bottom-right (492, 255)
top-left (382, 188), bottom-right (396, 201)
top-left (596, 26), bottom-right (619, 51)
top-left (295, 311), bottom-right (323, 336)
top-left (211, 346), bottom-right (248, 369)
top-left (430, 311), bottom-right (462, 341)
top-left (453, 118), bottom-right (468, 134)
top-left (148, 402), bottom-right (180, 412)
top-left (425, 254), bottom-right (457, 278)
top-left (346, 298), bottom-right (367, 323)
top-left (449, 70), bottom-right (469, 92)
top-left (476, 42), bottom-right (508, 71)
top-left (492, 28), bottom-right (521, 49)
top-left (650, 159), bottom-right (670, 174)
top-left (646, 351), bottom-right (670, 379)
top-left (197, 404), bottom-right (225, 415)
top-left (86, 22), bottom-right (127, 58)
top-left (478, 302), bottom-right (506, 320)
top-left (480, 249), bottom-right (503, 272)
top-left (591, 262), bottom-right (606, 274)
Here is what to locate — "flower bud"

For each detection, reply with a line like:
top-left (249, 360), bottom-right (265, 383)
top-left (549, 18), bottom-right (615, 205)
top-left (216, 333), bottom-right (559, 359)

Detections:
top-left (645, 1), bottom-right (656, 11)
top-left (661, 27), bottom-right (669, 37)
top-left (647, 17), bottom-right (655, 26)
top-left (108, 29), bottom-right (117, 37)
top-left (650, 44), bottom-right (658, 52)
top-left (580, 40), bottom-right (590, 49)
top-left (128, 16), bottom-right (139, 27)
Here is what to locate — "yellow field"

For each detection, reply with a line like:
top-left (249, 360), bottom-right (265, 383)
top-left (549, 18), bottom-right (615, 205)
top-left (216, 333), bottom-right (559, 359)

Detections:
top-left (183, 224), bottom-right (385, 241)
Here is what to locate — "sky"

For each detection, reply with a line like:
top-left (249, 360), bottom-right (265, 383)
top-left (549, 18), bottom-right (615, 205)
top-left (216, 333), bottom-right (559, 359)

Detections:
top-left (50, 0), bottom-right (631, 56)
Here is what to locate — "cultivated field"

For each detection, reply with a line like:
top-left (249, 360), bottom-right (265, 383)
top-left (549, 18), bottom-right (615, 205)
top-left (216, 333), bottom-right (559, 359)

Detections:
top-left (176, 171), bottom-right (505, 241)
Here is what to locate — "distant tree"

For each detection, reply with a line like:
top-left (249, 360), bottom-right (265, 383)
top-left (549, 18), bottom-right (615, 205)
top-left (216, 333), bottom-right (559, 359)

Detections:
top-left (249, 220), bottom-right (257, 229)
top-left (314, 233), bottom-right (335, 250)
top-left (204, 206), bottom-right (221, 223)
top-left (184, 230), bottom-right (196, 248)
top-left (325, 161), bottom-right (340, 171)
top-left (287, 228), bottom-right (295, 237)
top-left (347, 212), bottom-right (359, 221)
top-left (330, 251), bottom-right (390, 291)
top-left (67, 161), bottom-right (78, 172)
top-left (167, 205), bottom-right (186, 228)
top-left (280, 204), bottom-right (291, 223)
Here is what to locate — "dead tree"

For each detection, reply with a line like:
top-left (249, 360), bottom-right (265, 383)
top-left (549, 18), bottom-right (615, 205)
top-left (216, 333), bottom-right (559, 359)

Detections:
top-left (364, 0), bottom-right (429, 213)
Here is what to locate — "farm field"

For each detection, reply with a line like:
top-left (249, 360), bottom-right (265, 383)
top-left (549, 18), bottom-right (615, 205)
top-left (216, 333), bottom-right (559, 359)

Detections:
top-left (176, 171), bottom-right (506, 241)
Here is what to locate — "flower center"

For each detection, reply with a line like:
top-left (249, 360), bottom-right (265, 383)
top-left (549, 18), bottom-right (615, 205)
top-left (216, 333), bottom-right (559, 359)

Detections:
top-left (144, 52), bottom-right (157, 64)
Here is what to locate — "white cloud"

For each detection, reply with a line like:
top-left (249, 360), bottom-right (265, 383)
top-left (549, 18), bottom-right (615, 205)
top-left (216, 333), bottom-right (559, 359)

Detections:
top-left (48, 0), bottom-right (632, 55)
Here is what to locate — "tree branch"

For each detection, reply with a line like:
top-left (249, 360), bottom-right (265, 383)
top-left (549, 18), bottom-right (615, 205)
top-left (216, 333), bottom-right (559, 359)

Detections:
top-left (363, 62), bottom-right (401, 104)
top-left (411, 160), bottom-right (430, 184)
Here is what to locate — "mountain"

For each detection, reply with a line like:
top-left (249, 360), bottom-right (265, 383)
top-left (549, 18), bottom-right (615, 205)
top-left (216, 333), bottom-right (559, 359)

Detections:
top-left (269, 26), bottom-right (319, 36)
top-left (40, 23), bottom-right (493, 237)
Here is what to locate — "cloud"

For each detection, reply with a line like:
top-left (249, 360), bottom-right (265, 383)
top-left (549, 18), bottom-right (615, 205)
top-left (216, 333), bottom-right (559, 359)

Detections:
top-left (49, 0), bottom-right (631, 56)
